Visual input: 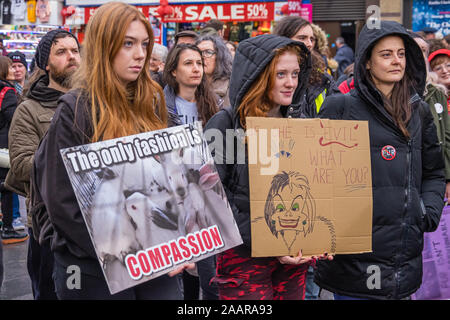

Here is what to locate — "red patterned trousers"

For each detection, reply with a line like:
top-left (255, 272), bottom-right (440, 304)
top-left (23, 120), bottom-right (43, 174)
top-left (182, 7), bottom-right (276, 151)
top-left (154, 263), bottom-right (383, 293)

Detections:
top-left (212, 247), bottom-right (309, 300)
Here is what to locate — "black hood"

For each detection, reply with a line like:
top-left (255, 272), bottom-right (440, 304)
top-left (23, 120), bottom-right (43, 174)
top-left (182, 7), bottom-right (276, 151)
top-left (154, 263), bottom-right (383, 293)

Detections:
top-left (229, 34), bottom-right (311, 119)
top-left (354, 21), bottom-right (426, 113)
top-left (26, 74), bottom-right (65, 103)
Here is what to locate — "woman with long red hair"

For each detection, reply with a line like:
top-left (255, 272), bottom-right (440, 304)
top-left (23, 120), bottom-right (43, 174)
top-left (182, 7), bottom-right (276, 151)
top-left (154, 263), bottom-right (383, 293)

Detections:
top-left (32, 2), bottom-right (190, 299)
top-left (205, 34), bottom-right (332, 300)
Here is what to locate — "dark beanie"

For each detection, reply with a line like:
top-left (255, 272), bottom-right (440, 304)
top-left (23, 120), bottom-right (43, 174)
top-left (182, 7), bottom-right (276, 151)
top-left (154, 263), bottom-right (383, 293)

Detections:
top-left (35, 29), bottom-right (80, 71)
top-left (7, 51), bottom-right (27, 69)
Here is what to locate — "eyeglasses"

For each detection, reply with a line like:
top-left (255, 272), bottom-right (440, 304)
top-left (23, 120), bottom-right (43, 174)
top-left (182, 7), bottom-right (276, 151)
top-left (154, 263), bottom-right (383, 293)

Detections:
top-left (201, 49), bottom-right (216, 58)
top-left (432, 63), bottom-right (450, 74)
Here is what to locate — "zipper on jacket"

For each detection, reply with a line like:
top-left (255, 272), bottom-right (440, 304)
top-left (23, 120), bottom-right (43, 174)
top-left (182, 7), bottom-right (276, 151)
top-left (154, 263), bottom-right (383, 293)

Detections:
top-left (394, 139), bottom-right (412, 299)
top-left (395, 100), bottom-right (422, 298)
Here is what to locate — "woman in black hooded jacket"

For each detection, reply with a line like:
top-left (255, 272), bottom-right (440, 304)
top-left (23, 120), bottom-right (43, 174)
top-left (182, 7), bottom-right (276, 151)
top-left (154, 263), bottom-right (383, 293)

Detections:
top-left (316, 21), bottom-right (445, 300)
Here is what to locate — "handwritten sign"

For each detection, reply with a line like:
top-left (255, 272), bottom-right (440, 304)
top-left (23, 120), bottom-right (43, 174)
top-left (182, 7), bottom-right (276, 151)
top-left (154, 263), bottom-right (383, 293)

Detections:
top-left (413, 206), bottom-right (450, 300)
top-left (247, 117), bottom-right (373, 257)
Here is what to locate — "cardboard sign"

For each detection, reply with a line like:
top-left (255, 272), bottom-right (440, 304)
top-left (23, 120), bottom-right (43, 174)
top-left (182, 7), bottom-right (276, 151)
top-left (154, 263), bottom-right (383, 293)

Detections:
top-left (413, 205), bottom-right (450, 300)
top-left (246, 117), bottom-right (373, 257)
top-left (60, 122), bottom-right (242, 294)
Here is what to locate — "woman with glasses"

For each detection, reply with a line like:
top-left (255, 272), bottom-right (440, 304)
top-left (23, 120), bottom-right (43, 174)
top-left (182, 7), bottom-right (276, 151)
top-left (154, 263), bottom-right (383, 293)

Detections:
top-left (196, 35), bottom-right (233, 109)
top-left (428, 49), bottom-right (450, 112)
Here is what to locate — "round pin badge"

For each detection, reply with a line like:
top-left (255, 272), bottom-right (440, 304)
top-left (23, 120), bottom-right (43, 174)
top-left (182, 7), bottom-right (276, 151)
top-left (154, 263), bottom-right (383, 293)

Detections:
top-left (381, 145), bottom-right (396, 161)
top-left (435, 103), bottom-right (444, 114)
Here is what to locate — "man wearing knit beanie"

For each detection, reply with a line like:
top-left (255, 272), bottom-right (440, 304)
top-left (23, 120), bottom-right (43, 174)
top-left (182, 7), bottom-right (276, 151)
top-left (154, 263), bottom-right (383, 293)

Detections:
top-left (35, 29), bottom-right (81, 90)
top-left (5, 29), bottom-right (81, 300)
top-left (7, 51), bottom-right (27, 95)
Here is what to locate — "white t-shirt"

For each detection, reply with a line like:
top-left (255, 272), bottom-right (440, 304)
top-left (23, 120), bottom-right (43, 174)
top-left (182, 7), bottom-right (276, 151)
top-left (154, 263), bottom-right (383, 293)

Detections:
top-left (11, 0), bottom-right (26, 20)
top-left (175, 96), bottom-right (198, 125)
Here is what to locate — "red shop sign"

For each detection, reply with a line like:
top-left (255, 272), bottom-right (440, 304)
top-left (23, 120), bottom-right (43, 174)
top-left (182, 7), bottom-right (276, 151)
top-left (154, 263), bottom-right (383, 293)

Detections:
top-left (287, 0), bottom-right (302, 16)
top-left (85, 2), bottom-right (274, 24)
top-left (161, 2), bottom-right (274, 22)
top-left (84, 5), bottom-right (149, 22)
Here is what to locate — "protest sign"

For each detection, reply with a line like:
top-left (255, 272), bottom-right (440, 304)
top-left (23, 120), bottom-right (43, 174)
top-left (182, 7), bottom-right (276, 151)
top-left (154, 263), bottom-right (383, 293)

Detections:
top-left (246, 117), bottom-right (373, 257)
top-left (60, 122), bottom-right (242, 294)
top-left (413, 205), bottom-right (450, 300)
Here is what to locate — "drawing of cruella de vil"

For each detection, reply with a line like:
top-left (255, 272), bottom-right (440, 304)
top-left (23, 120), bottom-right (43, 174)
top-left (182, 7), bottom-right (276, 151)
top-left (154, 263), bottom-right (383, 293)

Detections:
top-left (264, 171), bottom-right (336, 253)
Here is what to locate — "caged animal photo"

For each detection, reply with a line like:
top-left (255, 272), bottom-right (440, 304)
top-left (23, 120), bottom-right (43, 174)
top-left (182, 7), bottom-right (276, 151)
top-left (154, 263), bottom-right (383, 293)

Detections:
top-left (62, 129), bottom-right (242, 294)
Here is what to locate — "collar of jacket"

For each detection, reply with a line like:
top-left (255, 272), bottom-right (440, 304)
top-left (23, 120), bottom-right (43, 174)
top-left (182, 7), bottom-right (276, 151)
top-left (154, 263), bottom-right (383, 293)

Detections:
top-left (163, 84), bottom-right (182, 127)
top-left (26, 74), bottom-right (65, 107)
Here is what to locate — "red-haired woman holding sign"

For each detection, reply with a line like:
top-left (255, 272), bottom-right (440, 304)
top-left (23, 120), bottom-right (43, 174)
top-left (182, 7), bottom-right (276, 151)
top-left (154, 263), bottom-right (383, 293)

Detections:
top-left (205, 34), bottom-right (332, 300)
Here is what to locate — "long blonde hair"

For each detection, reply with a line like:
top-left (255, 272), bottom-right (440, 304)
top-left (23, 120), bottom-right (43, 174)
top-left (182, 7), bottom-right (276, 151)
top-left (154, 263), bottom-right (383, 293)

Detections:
top-left (72, 2), bottom-right (167, 142)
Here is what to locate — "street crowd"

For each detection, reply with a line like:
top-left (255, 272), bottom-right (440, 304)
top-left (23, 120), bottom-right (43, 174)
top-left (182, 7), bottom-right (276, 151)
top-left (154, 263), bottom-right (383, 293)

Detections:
top-left (0, 1), bottom-right (450, 300)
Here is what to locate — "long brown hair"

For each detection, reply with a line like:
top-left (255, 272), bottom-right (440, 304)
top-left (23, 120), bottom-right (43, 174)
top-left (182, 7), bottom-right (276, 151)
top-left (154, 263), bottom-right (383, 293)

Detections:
top-left (71, 2), bottom-right (167, 142)
top-left (382, 76), bottom-right (412, 138)
top-left (237, 45), bottom-right (304, 129)
top-left (163, 43), bottom-right (218, 125)
top-left (365, 37), bottom-right (411, 138)
top-left (0, 56), bottom-right (12, 80)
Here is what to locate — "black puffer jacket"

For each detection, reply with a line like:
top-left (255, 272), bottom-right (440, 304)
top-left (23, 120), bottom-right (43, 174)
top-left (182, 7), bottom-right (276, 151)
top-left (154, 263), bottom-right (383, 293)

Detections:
top-left (315, 21), bottom-right (445, 300)
top-left (32, 90), bottom-right (102, 276)
top-left (204, 34), bottom-right (311, 251)
top-left (303, 72), bottom-right (340, 118)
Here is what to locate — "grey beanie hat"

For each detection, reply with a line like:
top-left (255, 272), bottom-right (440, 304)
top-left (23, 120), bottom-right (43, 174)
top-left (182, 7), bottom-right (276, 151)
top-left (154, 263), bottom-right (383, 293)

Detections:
top-left (35, 29), bottom-right (80, 71)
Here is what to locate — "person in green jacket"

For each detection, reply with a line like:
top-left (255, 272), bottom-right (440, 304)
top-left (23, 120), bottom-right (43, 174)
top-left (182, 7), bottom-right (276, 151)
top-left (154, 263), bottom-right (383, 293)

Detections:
top-left (413, 32), bottom-right (450, 199)
top-left (425, 83), bottom-right (450, 198)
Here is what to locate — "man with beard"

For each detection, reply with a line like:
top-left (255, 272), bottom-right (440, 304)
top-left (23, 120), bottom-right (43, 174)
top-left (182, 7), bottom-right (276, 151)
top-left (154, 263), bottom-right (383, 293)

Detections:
top-left (5, 29), bottom-right (80, 300)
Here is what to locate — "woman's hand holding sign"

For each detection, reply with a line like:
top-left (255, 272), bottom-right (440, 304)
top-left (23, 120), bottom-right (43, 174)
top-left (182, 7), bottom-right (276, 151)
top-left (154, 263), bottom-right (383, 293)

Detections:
top-left (168, 263), bottom-right (196, 277)
top-left (277, 250), bottom-right (333, 265)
